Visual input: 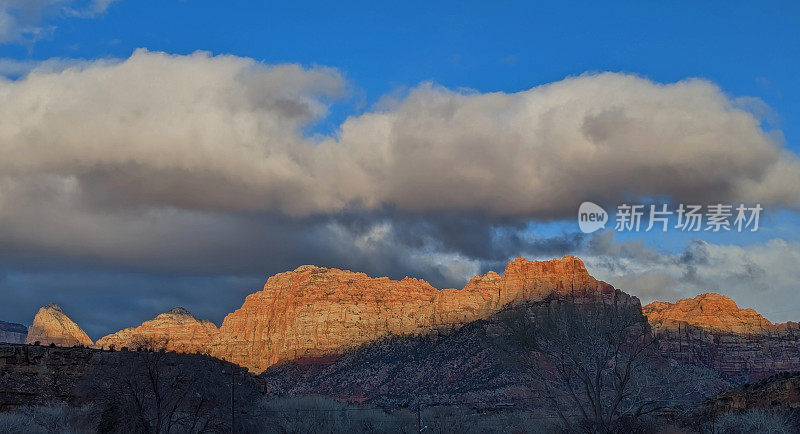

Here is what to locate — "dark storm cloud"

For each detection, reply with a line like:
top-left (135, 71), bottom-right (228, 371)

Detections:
top-left (0, 269), bottom-right (265, 339)
top-left (0, 209), bottom-right (589, 336)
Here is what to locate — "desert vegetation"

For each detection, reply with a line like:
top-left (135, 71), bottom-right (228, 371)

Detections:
top-left (499, 301), bottom-right (731, 433)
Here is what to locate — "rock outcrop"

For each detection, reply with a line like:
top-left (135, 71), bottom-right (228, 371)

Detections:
top-left (0, 344), bottom-right (96, 410)
top-left (0, 343), bottom-right (264, 411)
top-left (24, 303), bottom-right (93, 347)
top-left (96, 307), bottom-right (218, 353)
top-left (702, 371), bottom-right (800, 416)
top-left (213, 255), bottom-right (636, 372)
top-left (0, 321), bottom-right (27, 344)
top-left (644, 294), bottom-right (800, 381)
top-left (644, 293), bottom-right (776, 334)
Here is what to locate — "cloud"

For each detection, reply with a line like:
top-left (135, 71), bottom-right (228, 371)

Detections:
top-left (1, 51), bottom-right (798, 223)
top-left (333, 77), bottom-right (799, 217)
top-left (583, 231), bottom-right (800, 323)
top-left (0, 0), bottom-right (118, 44)
top-left (1, 50), bottom-right (799, 332)
top-left (0, 57), bottom-right (92, 77)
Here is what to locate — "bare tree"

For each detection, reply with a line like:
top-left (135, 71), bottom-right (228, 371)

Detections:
top-left (501, 300), bottom-right (717, 433)
top-left (84, 336), bottom-right (228, 433)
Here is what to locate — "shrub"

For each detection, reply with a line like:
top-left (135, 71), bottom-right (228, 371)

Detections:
top-left (248, 396), bottom-right (557, 433)
top-left (0, 403), bottom-right (98, 433)
top-left (704, 409), bottom-right (796, 434)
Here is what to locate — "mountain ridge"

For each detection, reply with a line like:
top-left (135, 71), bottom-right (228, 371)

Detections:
top-left (14, 255), bottom-right (800, 380)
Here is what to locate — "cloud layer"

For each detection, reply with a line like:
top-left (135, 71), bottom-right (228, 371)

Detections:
top-left (1, 49), bottom-right (799, 333)
top-left (2, 50), bottom-right (798, 223)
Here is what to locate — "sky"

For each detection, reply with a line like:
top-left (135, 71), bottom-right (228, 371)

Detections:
top-left (1, 0), bottom-right (799, 337)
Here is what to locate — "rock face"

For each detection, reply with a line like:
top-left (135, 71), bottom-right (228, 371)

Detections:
top-left (644, 294), bottom-right (800, 381)
top-left (703, 371), bottom-right (800, 416)
top-left (0, 344), bottom-right (97, 410)
top-left (0, 343), bottom-right (264, 411)
top-left (643, 293), bottom-right (775, 334)
top-left (0, 321), bottom-right (27, 344)
top-left (261, 301), bottom-right (731, 408)
top-left (96, 307), bottom-right (218, 353)
top-left (24, 303), bottom-right (93, 347)
top-left (212, 255), bottom-right (636, 372)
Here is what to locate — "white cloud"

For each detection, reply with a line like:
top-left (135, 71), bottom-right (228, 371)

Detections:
top-left (583, 231), bottom-right (800, 323)
top-left (328, 77), bottom-right (800, 217)
top-left (2, 52), bottom-right (798, 221)
top-left (0, 49), bottom-right (799, 284)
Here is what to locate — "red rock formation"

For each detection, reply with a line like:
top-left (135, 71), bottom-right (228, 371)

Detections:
top-left (644, 294), bottom-right (800, 381)
top-left (643, 293), bottom-right (775, 334)
top-left (24, 303), bottom-right (93, 347)
top-left (212, 255), bottom-right (636, 372)
top-left (96, 307), bottom-right (219, 353)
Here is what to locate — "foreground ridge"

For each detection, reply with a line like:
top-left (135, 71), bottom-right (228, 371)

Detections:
top-left (16, 257), bottom-right (800, 380)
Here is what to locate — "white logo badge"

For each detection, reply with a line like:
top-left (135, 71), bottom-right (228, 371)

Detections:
top-left (578, 202), bottom-right (608, 233)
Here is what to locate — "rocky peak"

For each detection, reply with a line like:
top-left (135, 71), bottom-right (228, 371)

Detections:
top-left (643, 293), bottom-right (774, 334)
top-left (164, 307), bottom-right (194, 317)
top-left (96, 307), bottom-right (218, 353)
top-left (44, 302), bottom-right (63, 312)
top-left (25, 304), bottom-right (93, 347)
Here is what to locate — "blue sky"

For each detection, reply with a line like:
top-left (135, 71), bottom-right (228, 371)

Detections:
top-left (4, 1), bottom-right (800, 145)
top-left (1, 1), bottom-right (799, 334)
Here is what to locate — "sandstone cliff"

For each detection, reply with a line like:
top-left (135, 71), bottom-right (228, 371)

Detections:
top-left (644, 294), bottom-right (800, 381)
top-left (96, 307), bottom-right (218, 353)
top-left (0, 321), bottom-right (27, 344)
top-left (644, 293), bottom-right (777, 334)
top-left (25, 303), bottom-right (93, 347)
top-left (212, 255), bottom-right (636, 372)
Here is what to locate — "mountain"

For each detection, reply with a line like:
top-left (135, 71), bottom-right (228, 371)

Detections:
top-left (260, 300), bottom-right (732, 408)
top-left (211, 255), bottom-right (636, 372)
top-left (20, 257), bottom-right (799, 383)
top-left (24, 303), bottom-right (93, 347)
top-left (644, 293), bottom-right (778, 333)
top-left (77, 255), bottom-right (634, 372)
top-left (261, 309), bottom-right (528, 407)
top-left (0, 321), bottom-right (27, 344)
top-left (644, 294), bottom-right (800, 381)
top-left (96, 307), bottom-right (218, 353)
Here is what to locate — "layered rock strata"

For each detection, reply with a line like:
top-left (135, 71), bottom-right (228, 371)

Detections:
top-left (644, 294), bottom-right (800, 381)
top-left (212, 255), bottom-right (636, 372)
top-left (96, 307), bottom-right (218, 353)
